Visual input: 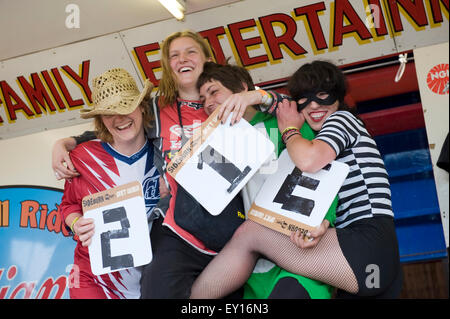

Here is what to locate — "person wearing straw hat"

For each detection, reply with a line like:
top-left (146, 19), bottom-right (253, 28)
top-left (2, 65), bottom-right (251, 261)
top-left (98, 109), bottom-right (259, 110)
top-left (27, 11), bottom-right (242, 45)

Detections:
top-left (59, 68), bottom-right (160, 299)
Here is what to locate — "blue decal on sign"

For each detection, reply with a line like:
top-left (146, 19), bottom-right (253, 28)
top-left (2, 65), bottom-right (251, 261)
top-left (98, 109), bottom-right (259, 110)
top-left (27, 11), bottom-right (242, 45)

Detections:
top-left (0, 186), bottom-right (76, 299)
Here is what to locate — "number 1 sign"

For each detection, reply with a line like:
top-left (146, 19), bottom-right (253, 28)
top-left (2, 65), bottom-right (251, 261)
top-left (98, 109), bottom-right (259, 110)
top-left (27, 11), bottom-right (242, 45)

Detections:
top-left (167, 107), bottom-right (274, 216)
top-left (82, 181), bottom-right (152, 276)
top-left (248, 150), bottom-right (349, 236)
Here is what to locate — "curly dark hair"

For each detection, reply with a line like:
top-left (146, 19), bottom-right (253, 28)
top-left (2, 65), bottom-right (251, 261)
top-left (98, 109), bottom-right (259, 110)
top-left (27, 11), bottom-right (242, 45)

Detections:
top-left (287, 60), bottom-right (348, 107)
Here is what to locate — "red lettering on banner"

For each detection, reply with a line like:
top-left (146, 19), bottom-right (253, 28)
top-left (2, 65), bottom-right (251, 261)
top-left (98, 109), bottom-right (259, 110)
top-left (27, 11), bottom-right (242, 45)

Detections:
top-left (0, 266), bottom-right (18, 298)
top-left (259, 13), bottom-right (307, 60)
top-left (0, 269), bottom-right (5, 298)
top-left (294, 2), bottom-right (328, 50)
top-left (387, 0), bottom-right (428, 32)
top-left (0, 266), bottom-right (69, 299)
top-left (0, 80), bottom-right (35, 121)
top-left (51, 68), bottom-right (84, 109)
top-left (200, 27), bottom-right (227, 64)
top-left (41, 70), bottom-right (67, 110)
top-left (9, 282), bottom-right (36, 298)
top-left (133, 43), bottom-right (161, 86)
top-left (228, 19), bottom-right (269, 66)
top-left (17, 73), bottom-right (57, 115)
top-left (333, 0), bottom-right (373, 47)
top-left (61, 60), bottom-right (92, 105)
top-left (1, 1), bottom-right (448, 131)
top-left (429, 0), bottom-right (449, 24)
top-left (35, 276), bottom-right (67, 299)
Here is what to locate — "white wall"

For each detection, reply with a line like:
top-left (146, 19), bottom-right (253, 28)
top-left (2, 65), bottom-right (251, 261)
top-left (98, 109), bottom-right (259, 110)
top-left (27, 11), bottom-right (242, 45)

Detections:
top-left (0, 121), bottom-right (94, 189)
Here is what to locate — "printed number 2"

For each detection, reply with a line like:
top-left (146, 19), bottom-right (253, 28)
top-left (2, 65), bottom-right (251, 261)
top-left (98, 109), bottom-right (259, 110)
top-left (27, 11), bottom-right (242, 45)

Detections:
top-left (100, 206), bottom-right (134, 271)
top-left (274, 164), bottom-right (331, 216)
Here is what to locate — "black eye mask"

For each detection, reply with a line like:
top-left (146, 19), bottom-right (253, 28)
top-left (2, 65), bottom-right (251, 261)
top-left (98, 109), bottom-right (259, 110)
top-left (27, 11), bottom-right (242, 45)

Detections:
top-left (297, 91), bottom-right (337, 112)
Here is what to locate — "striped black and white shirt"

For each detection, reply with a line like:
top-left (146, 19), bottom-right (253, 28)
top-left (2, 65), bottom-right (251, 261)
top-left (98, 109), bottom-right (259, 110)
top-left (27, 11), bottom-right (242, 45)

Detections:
top-left (315, 111), bottom-right (393, 228)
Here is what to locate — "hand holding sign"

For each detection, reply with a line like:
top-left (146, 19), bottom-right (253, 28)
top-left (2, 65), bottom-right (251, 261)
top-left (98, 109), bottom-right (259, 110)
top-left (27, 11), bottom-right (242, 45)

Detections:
top-left (248, 150), bottom-right (349, 237)
top-left (72, 216), bottom-right (95, 247)
top-left (82, 181), bottom-right (152, 276)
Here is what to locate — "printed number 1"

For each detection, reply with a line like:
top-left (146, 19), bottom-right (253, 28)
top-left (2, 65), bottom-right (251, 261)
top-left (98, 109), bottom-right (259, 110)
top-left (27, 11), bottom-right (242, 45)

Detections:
top-left (100, 206), bottom-right (134, 271)
top-left (197, 145), bottom-right (251, 193)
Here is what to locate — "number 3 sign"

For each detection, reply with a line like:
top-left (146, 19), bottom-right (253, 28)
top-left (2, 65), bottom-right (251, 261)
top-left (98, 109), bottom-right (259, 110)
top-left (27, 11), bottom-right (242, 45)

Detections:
top-left (249, 150), bottom-right (349, 236)
top-left (82, 181), bottom-right (152, 276)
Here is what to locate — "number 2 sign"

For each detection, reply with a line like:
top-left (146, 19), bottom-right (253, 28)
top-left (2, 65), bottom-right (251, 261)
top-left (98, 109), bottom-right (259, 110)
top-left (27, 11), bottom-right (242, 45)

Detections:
top-left (82, 181), bottom-right (152, 276)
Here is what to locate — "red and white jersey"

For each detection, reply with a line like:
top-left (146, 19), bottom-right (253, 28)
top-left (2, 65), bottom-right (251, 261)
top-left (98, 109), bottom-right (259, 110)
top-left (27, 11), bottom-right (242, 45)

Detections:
top-left (60, 139), bottom-right (160, 299)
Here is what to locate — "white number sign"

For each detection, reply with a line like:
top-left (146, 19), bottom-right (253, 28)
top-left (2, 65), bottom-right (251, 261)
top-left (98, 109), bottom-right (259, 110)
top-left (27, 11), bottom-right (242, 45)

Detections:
top-left (248, 150), bottom-right (349, 236)
top-left (167, 108), bottom-right (274, 216)
top-left (82, 181), bottom-right (152, 276)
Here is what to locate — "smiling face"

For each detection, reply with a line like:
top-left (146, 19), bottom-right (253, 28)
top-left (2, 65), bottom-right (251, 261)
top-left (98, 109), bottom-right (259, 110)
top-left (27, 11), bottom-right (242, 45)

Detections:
top-left (169, 36), bottom-right (208, 92)
top-left (199, 80), bottom-right (234, 115)
top-left (101, 106), bottom-right (145, 151)
top-left (299, 92), bottom-right (339, 131)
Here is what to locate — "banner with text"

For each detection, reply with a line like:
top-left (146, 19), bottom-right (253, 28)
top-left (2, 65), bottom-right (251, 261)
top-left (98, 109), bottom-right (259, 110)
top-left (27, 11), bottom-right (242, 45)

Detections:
top-left (0, 0), bottom-right (448, 140)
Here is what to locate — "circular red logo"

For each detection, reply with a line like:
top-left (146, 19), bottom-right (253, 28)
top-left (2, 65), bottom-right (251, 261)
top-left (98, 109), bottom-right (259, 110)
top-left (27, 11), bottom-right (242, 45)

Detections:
top-left (427, 63), bottom-right (449, 95)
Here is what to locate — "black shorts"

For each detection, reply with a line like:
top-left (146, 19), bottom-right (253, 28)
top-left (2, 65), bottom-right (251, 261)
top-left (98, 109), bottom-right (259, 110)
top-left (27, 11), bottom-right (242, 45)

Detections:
top-left (336, 215), bottom-right (403, 298)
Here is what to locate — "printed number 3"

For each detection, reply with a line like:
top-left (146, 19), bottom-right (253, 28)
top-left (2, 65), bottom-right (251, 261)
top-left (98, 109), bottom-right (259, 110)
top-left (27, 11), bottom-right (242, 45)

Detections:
top-left (100, 206), bottom-right (134, 271)
top-left (273, 165), bottom-right (330, 216)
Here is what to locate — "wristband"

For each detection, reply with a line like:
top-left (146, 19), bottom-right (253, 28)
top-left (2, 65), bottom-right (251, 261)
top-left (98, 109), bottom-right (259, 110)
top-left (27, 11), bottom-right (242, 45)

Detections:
top-left (283, 131), bottom-right (302, 144)
top-left (258, 89), bottom-right (273, 106)
top-left (70, 216), bottom-right (80, 234)
top-left (281, 126), bottom-right (300, 136)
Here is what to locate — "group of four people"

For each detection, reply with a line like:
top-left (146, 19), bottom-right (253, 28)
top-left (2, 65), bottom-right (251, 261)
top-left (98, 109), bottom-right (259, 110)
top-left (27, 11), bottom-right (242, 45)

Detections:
top-left (54, 30), bottom-right (402, 299)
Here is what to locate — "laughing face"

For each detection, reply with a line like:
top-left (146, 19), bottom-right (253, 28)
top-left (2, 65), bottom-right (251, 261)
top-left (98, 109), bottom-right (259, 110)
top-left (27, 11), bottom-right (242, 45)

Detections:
top-left (101, 106), bottom-right (145, 149)
top-left (298, 92), bottom-right (339, 131)
top-left (169, 36), bottom-right (208, 91)
top-left (199, 80), bottom-right (234, 115)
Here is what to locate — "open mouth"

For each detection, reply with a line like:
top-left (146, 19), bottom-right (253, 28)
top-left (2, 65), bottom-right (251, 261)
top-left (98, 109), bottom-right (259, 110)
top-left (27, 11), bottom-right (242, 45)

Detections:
top-left (179, 66), bottom-right (193, 73)
top-left (309, 111), bottom-right (327, 122)
top-left (116, 121), bottom-right (133, 131)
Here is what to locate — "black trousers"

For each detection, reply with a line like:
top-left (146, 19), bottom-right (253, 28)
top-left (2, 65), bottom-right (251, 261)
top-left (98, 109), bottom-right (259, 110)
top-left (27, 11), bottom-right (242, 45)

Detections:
top-left (141, 217), bottom-right (242, 299)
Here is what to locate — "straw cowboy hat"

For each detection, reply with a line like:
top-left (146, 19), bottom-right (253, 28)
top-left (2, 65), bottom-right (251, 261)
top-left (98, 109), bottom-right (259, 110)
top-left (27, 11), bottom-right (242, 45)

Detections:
top-left (80, 68), bottom-right (153, 119)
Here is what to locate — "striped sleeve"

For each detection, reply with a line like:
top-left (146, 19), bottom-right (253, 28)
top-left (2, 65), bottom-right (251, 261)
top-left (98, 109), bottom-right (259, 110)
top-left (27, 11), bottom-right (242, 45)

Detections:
top-left (315, 111), bottom-right (361, 157)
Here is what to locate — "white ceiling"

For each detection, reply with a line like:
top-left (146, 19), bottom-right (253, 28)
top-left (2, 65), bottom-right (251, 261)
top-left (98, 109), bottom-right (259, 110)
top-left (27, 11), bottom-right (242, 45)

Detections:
top-left (0, 0), bottom-right (242, 61)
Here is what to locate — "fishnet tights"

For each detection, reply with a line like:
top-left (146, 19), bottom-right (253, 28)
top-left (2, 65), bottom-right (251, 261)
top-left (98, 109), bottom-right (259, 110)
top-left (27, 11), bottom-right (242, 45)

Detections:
top-left (190, 220), bottom-right (358, 298)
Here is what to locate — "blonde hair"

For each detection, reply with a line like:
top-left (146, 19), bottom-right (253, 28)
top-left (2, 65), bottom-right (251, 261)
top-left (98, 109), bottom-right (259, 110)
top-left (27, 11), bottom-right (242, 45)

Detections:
top-left (158, 30), bottom-right (212, 108)
top-left (94, 94), bottom-right (154, 144)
